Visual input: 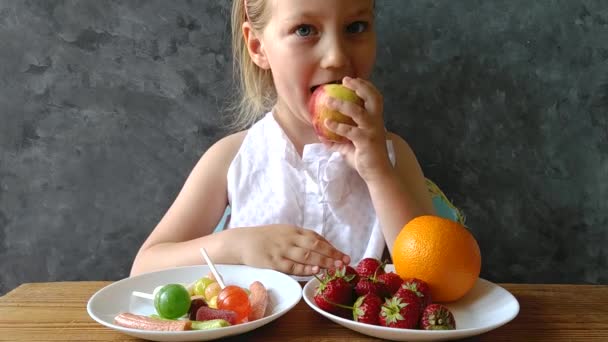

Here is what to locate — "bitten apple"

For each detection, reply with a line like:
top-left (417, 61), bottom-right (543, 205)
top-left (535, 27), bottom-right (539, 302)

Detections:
top-left (308, 84), bottom-right (363, 143)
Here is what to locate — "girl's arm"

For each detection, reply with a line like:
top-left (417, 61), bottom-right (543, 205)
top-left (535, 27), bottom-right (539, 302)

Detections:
top-left (130, 131), bottom-right (349, 276)
top-left (366, 132), bottom-right (435, 255)
top-left (319, 77), bottom-right (434, 256)
top-left (130, 131), bottom-right (246, 276)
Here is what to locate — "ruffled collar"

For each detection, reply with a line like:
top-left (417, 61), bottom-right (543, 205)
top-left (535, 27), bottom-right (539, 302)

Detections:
top-left (262, 111), bottom-right (395, 205)
top-left (264, 112), bottom-right (353, 204)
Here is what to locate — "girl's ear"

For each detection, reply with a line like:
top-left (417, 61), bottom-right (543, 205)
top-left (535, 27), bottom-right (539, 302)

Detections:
top-left (242, 22), bottom-right (270, 70)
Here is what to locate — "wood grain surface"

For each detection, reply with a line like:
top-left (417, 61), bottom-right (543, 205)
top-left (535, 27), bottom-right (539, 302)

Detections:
top-left (1, 282), bottom-right (606, 341)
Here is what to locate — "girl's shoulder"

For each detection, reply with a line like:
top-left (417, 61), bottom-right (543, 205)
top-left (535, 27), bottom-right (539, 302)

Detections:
top-left (215, 129), bottom-right (249, 151)
top-left (210, 112), bottom-right (272, 157)
top-left (204, 113), bottom-right (274, 171)
top-left (203, 130), bottom-right (249, 166)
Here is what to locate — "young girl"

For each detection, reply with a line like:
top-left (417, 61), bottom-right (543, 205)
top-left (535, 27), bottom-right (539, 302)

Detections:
top-left (131, 0), bottom-right (434, 277)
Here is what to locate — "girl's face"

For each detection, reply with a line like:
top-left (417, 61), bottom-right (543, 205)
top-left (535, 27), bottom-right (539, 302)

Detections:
top-left (257, 0), bottom-right (376, 131)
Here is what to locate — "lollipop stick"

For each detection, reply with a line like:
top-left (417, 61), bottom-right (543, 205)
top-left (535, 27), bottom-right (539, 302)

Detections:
top-left (132, 291), bottom-right (154, 300)
top-left (200, 248), bottom-right (226, 289)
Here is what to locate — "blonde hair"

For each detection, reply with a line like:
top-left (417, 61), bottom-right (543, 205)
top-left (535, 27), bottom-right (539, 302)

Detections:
top-left (229, 0), bottom-right (274, 131)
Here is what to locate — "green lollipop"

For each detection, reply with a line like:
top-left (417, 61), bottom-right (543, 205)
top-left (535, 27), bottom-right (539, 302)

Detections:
top-left (154, 284), bottom-right (191, 319)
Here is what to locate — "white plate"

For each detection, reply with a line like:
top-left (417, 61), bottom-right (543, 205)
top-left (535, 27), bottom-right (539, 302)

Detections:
top-left (87, 265), bottom-right (302, 341)
top-left (303, 265), bottom-right (519, 341)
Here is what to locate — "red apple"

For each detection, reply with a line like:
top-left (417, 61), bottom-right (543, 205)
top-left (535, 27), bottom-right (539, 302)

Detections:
top-left (308, 84), bottom-right (363, 143)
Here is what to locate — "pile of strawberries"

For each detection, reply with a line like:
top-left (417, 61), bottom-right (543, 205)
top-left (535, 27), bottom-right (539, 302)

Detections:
top-left (313, 258), bottom-right (456, 330)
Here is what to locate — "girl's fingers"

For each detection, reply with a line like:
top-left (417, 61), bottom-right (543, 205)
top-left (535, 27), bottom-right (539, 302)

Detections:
top-left (324, 118), bottom-right (363, 142)
top-left (276, 258), bottom-right (318, 276)
top-left (343, 77), bottom-right (377, 101)
top-left (325, 97), bottom-right (371, 128)
top-left (318, 136), bottom-right (337, 149)
top-left (342, 76), bottom-right (383, 118)
top-left (297, 229), bottom-right (351, 265)
top-left (283, 247), bottom-right (337, 270)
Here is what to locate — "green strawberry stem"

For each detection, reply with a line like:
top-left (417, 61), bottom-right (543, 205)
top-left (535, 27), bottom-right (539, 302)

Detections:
top-left (370, 259), bottom-right (388, 281)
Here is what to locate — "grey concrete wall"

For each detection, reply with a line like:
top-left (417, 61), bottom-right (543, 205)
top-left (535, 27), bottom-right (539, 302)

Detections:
top-left (1, 0), bottom-right (606, 294)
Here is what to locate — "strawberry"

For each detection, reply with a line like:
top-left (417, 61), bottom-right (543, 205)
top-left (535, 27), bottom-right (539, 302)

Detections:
top-left (354, 276), bottom-right (388, 298)
top-left (399, 278), bottom-right (432, 308)
top-left (420, 304), bottom-right (456, 330)
top-left (314, 276), bottom-right (353, 315)
top-left (377, 272), bottom-right (404, 296)
top-left (326, 265), bottom-right (359, 285)
top-left (379, 293), bottom-right (421, 329)
top-left (393, 287), bottom-right (423, 310)
top-left (352, 294), bottom-right (383, 325)
top-left (321, 293), bottom-right (384, 325)
top-left (356, 258), bottom-right (385, 278)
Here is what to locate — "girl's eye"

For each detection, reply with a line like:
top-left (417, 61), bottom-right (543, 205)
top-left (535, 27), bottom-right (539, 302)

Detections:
top-left (346, 21), bottom-right (368, 34)
top-left (295, 25), bottom-right (316, 37)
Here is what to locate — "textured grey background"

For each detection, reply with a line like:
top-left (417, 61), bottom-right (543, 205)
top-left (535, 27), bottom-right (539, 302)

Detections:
top-left (0, 0), bottom-right (606, 294)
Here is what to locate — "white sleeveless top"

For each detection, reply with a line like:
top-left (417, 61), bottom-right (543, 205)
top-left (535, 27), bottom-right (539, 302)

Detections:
top-left (226, 112), bottom-right (395, 273)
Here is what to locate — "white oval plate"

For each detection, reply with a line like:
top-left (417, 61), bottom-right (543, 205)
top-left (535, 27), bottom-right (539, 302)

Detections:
top-left (303, 265), bottom-right (519, 341)
top-left (87, 265), bottom-right (302, 341)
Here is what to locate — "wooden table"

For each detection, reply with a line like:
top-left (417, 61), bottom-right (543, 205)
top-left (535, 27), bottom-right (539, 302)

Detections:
top-left (1, 281), bottom-right (607, 341)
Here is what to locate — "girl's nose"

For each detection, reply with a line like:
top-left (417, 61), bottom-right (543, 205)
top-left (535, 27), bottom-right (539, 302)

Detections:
top-left (320, 37), bottom-right (348, 70)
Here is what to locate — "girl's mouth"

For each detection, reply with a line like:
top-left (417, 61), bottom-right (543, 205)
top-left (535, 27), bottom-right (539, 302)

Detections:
top-left (310, 80), bottom-right (341, 93)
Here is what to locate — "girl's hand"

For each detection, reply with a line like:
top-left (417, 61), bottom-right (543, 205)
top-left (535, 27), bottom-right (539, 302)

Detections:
top-left (322, 76), bottom-right (393, 183)
top-left (235, 225), bottom-right (351, 276)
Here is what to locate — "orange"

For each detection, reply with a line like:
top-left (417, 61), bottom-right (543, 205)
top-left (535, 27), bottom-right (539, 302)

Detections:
top-left (393, 215), bottom-right (481, 302)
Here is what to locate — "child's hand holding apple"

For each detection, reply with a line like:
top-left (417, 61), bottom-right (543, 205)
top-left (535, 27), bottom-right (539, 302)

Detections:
top-left (308, 77), bottom-right (393, 183)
